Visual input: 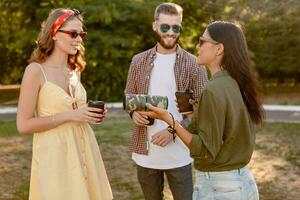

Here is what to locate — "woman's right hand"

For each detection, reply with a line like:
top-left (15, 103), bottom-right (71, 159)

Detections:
top-left (140, 103), bottom-right (170, 121)
top-left (70, 105), bottom-right (105, 123)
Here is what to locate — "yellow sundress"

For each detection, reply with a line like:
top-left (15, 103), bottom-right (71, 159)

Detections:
top-left (29, 64), bottom-right (113, 200)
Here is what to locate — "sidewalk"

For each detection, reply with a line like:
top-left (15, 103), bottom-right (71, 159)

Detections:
top-left (1, 104), bottom-right (300, 123)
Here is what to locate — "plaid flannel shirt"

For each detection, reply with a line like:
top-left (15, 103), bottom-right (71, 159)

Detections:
top-left (125, 45), bottom-right (208, 155)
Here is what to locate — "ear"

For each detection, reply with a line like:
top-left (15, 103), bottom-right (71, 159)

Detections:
top-left (152, 22), bottom-right (157, 32)
top-left (216, 43), bottom-right (224, 56)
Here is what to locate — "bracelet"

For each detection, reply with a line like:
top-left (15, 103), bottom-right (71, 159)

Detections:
top-left (52, 115), bottom-right (57, 127)
top-left (167, 113), bottom-right (176, 142)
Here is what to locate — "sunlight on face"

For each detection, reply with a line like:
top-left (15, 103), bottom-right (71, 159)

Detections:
top-left (154, 14), bottom-right (181, 49)
top-left (196, 29), bottom-right (219, 66)
top-left (54, 18), bottom-right (83, 55)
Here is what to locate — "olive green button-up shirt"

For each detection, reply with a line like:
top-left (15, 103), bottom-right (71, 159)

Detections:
top-left (188, 70), bottom-right (255, 171)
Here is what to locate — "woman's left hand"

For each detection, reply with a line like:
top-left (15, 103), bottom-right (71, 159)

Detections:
top-left (189, 99), bottom-right (198, 110)
top-left (99, 109), bottom-right (108, 123)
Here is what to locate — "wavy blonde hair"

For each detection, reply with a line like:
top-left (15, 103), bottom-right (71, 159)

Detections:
top-left (29, 8), bottom-right (86, 72)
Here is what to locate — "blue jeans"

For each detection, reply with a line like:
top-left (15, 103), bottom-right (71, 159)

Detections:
top-left (193, 166), bottom-right (259, 200)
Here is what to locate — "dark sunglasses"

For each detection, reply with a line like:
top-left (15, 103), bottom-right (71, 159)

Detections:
top-left (71, 8), bottom-right (80, 15)
top-left (57, 30), bottom-right (87, 39)
top-left (198, 36), bottom-right (219, 46)
top-left (160, 24), bottom-right (181, 33)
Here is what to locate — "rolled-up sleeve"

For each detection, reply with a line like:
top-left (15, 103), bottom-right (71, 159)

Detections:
top-left (187, 89), bottom-right (225, 163)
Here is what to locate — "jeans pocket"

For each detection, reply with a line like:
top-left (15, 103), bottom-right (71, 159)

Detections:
top-left (193, 186), bottom-right (200, 200)
top-left (213, 186), bottom-right (242, 200)
top-left (246, 180), bottom-right (259, 200)
top-left (193, 185), bottom-right (212, 200)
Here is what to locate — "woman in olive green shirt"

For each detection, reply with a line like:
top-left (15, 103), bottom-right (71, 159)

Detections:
top-left (142, 21), bottom-right (264, 200)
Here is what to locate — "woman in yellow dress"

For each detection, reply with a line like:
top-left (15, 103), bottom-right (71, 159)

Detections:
top-left (16, 8), bottom-right (113, 200)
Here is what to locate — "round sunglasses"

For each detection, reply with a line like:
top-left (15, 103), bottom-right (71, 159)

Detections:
top-left (159, 24), bottom-right (181, 33)
top-left (57, 30), bottom-right (87, 39)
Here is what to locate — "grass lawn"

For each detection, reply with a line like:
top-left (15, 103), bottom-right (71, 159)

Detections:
top-left (262, 84), bottom-right (300, 105)
top-left (0, 116), bottom-right (299, 200)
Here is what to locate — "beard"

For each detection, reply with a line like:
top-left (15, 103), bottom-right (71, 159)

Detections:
top-left (154, 31), bottom-right (179, 49)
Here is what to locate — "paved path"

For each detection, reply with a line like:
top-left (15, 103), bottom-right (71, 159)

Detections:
top-left (1, 104), bottom-right (300, 123)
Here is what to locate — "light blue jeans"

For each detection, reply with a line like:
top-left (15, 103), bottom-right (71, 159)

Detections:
top-left (193, 166), bottom-right (259, 200)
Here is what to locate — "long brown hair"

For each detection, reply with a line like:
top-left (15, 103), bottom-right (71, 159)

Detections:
top-left (29, 8), bottom-right (86, 72)
top-left (207, 21), bottom-right (264, 124)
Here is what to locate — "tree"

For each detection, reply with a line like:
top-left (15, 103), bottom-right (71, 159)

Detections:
top-left (0, 0), bottom-right (299, 101)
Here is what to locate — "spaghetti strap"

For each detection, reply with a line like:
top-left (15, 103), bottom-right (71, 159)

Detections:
top-left (36, 63), bottom-right (48, 82)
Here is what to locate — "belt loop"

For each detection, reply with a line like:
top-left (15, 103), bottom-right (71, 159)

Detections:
top-left (205, 172), bottom-right (209, 180)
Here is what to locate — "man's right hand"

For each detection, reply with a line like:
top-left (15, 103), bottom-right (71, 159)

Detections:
top-left (132, 111), bottom-right (149, 126)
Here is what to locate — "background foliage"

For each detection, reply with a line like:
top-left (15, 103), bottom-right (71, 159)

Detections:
top-left (0, 0), bottom-right (299, 101)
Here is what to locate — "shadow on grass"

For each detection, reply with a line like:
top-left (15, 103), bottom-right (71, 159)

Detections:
top-left (1, 117), bottom-right (300, 200)
top-left (252, 122), bottom-right (300, 200)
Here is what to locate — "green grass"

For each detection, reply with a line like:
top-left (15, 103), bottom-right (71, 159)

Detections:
top-left (261, 84), bottom-right (300, 105)
top-left (262, 95), bottom-right (300, 105)
top-left (1, 117), bottom-right (300, 200)
top-left (14, 182), bottom-right (30, 200)
top-left (0, 120), bottom-right (18, 137)
top-left (92, 116), bottom-right (132, 145)
top-left (93, 116), bottom-right (144, 200)
top-left (255, 122), bottom-right (300, 167)
top-left (261, 82), bottom-right (300, 94)
top-left (5, 116), bottom-right (141, 200)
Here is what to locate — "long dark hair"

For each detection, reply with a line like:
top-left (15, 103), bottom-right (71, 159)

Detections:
top-left (207, 21), bottom-right (264, 124)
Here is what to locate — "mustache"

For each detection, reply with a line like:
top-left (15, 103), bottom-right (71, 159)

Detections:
top-left (162, 35), bottom-right (177, 39)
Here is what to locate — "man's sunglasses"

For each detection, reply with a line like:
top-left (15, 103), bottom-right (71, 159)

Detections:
top-left (159, 24), bottom-right (181, 33)
top-left (57, 30), bottom-right (87, 39)
top-left (198, 36), bottom-right (219, 46)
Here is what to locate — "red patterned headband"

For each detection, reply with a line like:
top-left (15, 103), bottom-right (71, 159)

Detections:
top-left (51, 9), bottom-right (80, 37)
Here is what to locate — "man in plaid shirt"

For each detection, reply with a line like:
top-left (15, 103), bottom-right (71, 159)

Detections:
top-left (125, 3), bottom-right (207, 200)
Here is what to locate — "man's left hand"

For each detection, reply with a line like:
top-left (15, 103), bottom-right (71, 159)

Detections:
top-left (151, 128), bottom-right (173, 147)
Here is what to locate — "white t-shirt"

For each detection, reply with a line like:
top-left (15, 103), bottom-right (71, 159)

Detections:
top-left (132, 52), bottom-right (192, 169)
